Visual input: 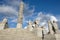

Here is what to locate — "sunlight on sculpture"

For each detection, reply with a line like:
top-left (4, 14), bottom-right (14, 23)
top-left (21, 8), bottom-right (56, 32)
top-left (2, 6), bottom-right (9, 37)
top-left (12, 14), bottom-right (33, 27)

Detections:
top-left (0, 18), bottom-right (8, 30)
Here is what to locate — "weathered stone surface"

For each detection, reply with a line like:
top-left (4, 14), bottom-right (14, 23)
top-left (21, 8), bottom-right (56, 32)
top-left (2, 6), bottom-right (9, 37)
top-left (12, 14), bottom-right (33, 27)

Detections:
top-left (55, 34), bottom-right (59, 40)
top-left (0, 28), bottom-right (41, 40)
top-left (0, 28), bottom-right (60, 40)
top-left (55, 33), bottom-right (60, 40)
top-left (44, 34), bottom-right (56, 40)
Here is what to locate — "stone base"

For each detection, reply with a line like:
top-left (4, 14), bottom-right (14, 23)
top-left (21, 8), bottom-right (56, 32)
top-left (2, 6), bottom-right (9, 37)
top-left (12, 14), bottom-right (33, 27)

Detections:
top-left (55, 34), bottom-right (60, 40)
top-left (0, 28), bottom-right (41, 40)
top-left (44, 34), bottom-right (56, 40)
top-left (16, 23), bottom-right (22, 28)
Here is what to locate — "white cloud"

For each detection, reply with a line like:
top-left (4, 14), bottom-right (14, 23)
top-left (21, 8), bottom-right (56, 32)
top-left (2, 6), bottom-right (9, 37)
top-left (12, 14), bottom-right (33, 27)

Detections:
top-left (9, 0), bottom-right (20, 6)
top-left (24, 26), bottom-right (27, 29)
top-left (4, 0), bottom-right (20, 8)
top-left (56, 15), bottom-right (60, 22)
top-left (36, 12), bottom-right (58, 22)
top-left (50, 16), bottom-right (58, 22)
top-left (11, 19), bottom-right (17, 22)
top-left (24, 4), bottom-right (35, 17)
top-left (0, 5), bottom-right (18, 16)
top-left (3, 0), bottom-right (35, 17)
top-left (40, 21), bottom-right (46, 26)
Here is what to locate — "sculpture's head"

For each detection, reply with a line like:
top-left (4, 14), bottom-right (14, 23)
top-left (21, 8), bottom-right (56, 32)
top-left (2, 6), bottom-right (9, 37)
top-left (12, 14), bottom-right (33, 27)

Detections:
top-left (34, 19), bottom-right (40, 25)
top-left (2, 18), bottom-right (7, 23)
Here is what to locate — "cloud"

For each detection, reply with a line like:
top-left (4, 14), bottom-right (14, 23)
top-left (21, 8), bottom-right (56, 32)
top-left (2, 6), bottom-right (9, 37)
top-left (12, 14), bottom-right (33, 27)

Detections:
top-left (36, 12), bottom-right (58, 23)
top-left (55, 15), bottom-right (60, 29)
top-left (2, 0), bottom-right (20, 8)
top-left (50, 16), bottom-right (58, 22)
top-left (23, 3), bottom-right (35, 17)
top-left (0, 0), bottom-right (35, 20)
top-left (0, 5), bottom-right (18, 17)
top-left (11, 19), bottom-right (17, 22)
top-left (24, 26), bottom-right (27, 29)
top-left (0, 0), bottom-right (21, 19)
top-left (2, 0), bottom-right (35, 17)
top-left (56, 15), bottom-right (60, 22)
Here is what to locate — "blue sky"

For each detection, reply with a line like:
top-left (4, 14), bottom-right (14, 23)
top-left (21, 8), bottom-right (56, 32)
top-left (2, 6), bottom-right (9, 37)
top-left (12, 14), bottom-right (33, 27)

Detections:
top-left (24, 0), bottom-right (60, 15)
top-left (0, 0), bottom-right (60, 28)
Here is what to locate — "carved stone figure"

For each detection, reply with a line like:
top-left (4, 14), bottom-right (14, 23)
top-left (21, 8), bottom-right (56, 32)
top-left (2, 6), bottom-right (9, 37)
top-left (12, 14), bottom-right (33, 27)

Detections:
top-left (48, 21), bottom-right (54, 34)
top-left (0, 18), bottom-right (8, 30)
top-left (27, 20), bottom-right (33, 31)
top-left (51, 21), bottom-right (58, 33)
top-left (17, 1), bottom-right (24, 28)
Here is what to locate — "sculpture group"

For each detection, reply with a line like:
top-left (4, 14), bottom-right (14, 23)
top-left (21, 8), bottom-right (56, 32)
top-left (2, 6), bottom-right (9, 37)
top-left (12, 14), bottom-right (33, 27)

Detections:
top-left (0, 1), bottom-right (60, 40)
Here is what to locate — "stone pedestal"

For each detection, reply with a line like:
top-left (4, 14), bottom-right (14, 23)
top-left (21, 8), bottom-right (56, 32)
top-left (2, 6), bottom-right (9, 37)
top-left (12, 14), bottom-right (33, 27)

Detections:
top-left (37, 28), bottom-right (42, 37)
top-left (16, 23), bottom-right (22, 29)
top-left (55, 34), bottom-right (60, 40)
